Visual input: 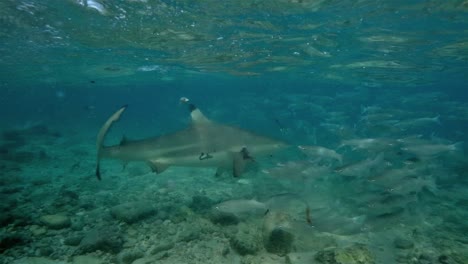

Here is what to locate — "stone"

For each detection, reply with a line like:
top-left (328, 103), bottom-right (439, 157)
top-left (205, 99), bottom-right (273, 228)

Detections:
top-left (263, 212), bottom-right (295, 256)
top-left (77, 228), bottom-right (123, 254)
top-left (393, 237), bottom-right (414, 249)
top-left (230, 223), bottom-right (262, 255)
top-left (0, 212), bottom-right (15, 227)
top-left (110, 201), bottom-right (156, 224)
top-left (0, 234), bottom-right (28, 253)
top-left (117, 249), bottom-right (144, 264)
top-left (131, 257), bottom-right (156, 264)
top-left (64, 235), bottom-right (83, 246)
top-left (189, 195), bottom-right (215, 213)
top-left (30, 225), bottom-right (47, 236)
top-left (38, 246), bottom-right (54, 257)
top-left (72, 255), bottom-right (104, 264)
top-left (176, 228), bottom-right (199, 242)
top-left (209, 209), bottom-right (239, 225)
top-left (71, 219), bottom-right (85, 231)
top-left (286, 252), bottom-right (317, 264)
top-left (315, 243), bottom-right (375, 264)
top-left (12, 257), bottom-right (66, 264)
top-left (150, 242), bottom-right (175, 255)
top-left (39, 214), bottom-right (71, 229)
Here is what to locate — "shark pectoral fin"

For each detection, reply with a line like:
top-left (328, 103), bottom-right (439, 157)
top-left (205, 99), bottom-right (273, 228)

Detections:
top-left (215, 167), bottom-right (226, 177)
top-left (121, 162), bottom-right (128, 172)
top-left (148, 161), bottom-right (170, 174)
top-left (233, 147), bottom-right (254, 177)
top-left (181, 99), bottom-right (210, 124)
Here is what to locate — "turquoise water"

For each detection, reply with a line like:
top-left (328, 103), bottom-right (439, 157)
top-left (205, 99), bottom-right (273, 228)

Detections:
top-left (1, 1), bottom-right (468, 263)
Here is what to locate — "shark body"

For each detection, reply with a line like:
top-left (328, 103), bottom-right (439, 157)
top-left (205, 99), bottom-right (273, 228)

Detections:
top-left (96, 100), bottom-right (288, 180)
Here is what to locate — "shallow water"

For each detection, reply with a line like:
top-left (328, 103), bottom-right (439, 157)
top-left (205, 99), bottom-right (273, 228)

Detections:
top-left (1, 1), bottom-right (468, 264)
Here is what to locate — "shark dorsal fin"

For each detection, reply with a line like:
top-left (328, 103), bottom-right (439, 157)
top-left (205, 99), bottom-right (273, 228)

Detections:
top-left (148, 161), bottom-right (170, 174)
top-left (181, 97), bottom-right (210, 124)
top-left (120, 136), bottom-right (129, 146)
top-left (189, 104), bottom-right (210, 124)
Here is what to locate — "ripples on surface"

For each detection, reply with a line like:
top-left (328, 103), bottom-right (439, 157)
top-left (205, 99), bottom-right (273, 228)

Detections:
top-left (0, 0), bottom-right (467, 87)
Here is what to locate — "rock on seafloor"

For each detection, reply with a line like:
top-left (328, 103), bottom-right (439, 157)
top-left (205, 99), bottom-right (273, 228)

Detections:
top-left (263, 211), bottom-right (295, 256)
top-left (29, 224), bottom-right (47, 236)
top-left (110, 201), bottom-right (156, 224)
top-left (230, 222), bottom-right (262, 255)
top-left (77, 228), bottom-right (123, 254)
top-left (117, 249), bottom-right (144, 264)
top-left (393, 237), bottom-right (414, 249)
top-left (0, 234), bottom-right (29, 253)
top-left (208, 209), bottom-right (240, 225)
top-left (72, 255), bottom-right (104, 264)
top-left (286, 252), bottom-right (318, 264)
top-left (12, 257), bottom-right (66, 264)
top-left (315, 243), bottom-right (375, 264)
top-left (39, 214), bottom-right (71, 229)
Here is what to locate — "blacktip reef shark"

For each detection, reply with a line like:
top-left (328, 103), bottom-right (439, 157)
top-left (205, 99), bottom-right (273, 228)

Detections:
top-left (95, 97), bottom-right (288, 180)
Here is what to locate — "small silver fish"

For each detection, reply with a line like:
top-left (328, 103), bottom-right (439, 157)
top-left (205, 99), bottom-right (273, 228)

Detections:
top-left (402, 142), bottom-right (462, 157)
top-left (298, 145), bottom-right (342, 164)
top-left (335, 153), bottom-right (386, 177)
top-left (214, 199), bottom-right (267, 215)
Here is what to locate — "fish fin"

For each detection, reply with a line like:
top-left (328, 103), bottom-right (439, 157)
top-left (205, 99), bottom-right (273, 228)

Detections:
top-left (148, 161), bottom-right (170, 174)
top-left (191, 108), bottom-right (211, 124)
top-left (337, 154), bottom-right (343, 165)
top-left (96, 105), bottom-right (127, 181)
top-left (233, 147), bottom-right (254, 177)
top-left (306, 205), bottom-right (312, 225)
top-left (120, 136), bottom-right (129, 146)
top-left (434, 114), bottom-right (441, 125)
top-left (95, 164), bottom-right (101, 181)
top-left (122, 162), bottom-right (128, 172)
top-left (360, 105), bottom-right (367, 114)
top-left (450, 142), bottom-right (464, 153)
top-left (215, 167), bottom-right (225, 177)
top-left (180, 97), bottom-right (211, 124)
top-left (373, 152), bottom-right (385, 162)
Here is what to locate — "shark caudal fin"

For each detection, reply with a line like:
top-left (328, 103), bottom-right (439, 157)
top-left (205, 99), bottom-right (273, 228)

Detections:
top-left (96, 105), bottom-right (127, 180)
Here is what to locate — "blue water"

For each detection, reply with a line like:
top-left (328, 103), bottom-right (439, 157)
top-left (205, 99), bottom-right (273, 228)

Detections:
top-left (1, 1), bottom-right (468, 263)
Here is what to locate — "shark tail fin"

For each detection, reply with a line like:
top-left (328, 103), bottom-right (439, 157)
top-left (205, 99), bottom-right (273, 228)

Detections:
top-left (96, 105), bottom-right (127, 180)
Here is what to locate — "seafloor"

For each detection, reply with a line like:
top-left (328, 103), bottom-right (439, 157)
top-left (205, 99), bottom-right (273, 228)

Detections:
top-left (1, 90), bottom-right (468, 264)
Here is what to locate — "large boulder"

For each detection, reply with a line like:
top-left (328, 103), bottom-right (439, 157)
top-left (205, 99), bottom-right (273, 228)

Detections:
top-left (263, 211), bottom-right (295, 256)
top-left (39, 214), bottom-right (71, 229)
